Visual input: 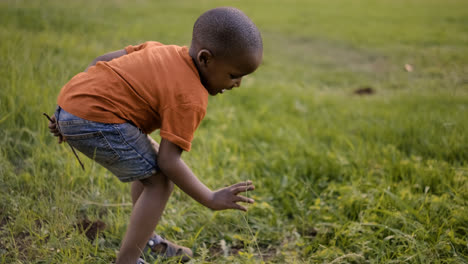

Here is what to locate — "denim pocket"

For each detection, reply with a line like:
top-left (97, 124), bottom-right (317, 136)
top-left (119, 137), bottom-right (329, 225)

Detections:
top-left (65, 131), bottom-right (120, 166)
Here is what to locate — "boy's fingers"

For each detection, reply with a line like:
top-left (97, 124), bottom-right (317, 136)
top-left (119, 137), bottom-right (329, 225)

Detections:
top-left (235, 195), bottom-right (254, 204)
top-left (233, 204), bottom-right (247, 212)
top-left (231, 181), bottom-right (253, 188)
top-left (232, 185), bottom-right (255, 194)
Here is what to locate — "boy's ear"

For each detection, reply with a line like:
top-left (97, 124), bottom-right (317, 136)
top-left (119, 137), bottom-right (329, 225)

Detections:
top-left (197, 49), bottom-right (213, 66)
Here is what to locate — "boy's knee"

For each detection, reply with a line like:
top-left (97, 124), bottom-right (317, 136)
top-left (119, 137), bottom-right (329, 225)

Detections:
top-left (140, 171), bottom-right (174, 192)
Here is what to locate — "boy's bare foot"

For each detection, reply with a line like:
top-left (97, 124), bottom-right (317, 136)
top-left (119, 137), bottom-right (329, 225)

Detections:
top-left (145, 234), bottom-right (192, 262)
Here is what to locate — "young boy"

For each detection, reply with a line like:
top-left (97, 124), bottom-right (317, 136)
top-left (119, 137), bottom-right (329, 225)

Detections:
top-left (47, 7), bottom-right (263, 264)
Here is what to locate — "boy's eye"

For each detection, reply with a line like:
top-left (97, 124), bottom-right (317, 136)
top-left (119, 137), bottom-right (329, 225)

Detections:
top-left (230, 74), bottom-right (240, 79)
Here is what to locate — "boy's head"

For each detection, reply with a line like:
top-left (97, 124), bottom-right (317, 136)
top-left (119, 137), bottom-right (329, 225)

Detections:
top-left (189, 7), bottom-right (263, 95)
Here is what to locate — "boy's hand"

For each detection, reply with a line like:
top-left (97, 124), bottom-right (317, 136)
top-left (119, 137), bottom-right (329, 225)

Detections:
top-left (158, 139), bottom-right (254, 212)
top-left (208, 181), bottom-right (255, 212)
top-left (47, 114), bottom-right (65, 144)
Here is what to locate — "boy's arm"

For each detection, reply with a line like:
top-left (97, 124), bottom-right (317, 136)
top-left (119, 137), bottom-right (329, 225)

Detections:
top-left (85, 49), bottom-right (127, 72)
top-left (158, 138), bottom-right (255, 211)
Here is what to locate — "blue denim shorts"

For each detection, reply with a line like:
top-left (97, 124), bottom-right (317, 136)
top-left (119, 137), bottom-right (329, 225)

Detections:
top-left (55, 106), bottom-right (159, 182)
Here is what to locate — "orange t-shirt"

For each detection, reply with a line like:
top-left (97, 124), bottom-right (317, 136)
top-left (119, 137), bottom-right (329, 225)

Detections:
top-left (57, 41), bottom-right (208, 151)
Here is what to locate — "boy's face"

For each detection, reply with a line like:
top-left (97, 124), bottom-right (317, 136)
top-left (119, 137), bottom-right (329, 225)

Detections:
top-left (197, 49), bottom-right (262, 96)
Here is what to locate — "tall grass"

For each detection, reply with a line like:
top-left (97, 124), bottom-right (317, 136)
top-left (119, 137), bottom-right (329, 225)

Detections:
top-left (1, 0), bottom-right (467, 263)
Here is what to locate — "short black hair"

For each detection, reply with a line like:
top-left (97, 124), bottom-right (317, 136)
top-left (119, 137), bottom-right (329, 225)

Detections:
top-left (192, 7), bottom-right (263, 58)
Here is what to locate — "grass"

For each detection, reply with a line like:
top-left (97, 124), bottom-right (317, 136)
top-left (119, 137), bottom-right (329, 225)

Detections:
top-left (1, 0), bottom-right (467, 263)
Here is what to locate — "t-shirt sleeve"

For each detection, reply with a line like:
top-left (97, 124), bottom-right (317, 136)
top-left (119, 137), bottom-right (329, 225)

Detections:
top-left (125, 41), bottom-right (164, 54)
top-left (159, 105), bottom-right (206, 152)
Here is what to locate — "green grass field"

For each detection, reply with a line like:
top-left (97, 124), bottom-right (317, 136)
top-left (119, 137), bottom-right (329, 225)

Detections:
top-left (1, 0), bottom-right (467, 263)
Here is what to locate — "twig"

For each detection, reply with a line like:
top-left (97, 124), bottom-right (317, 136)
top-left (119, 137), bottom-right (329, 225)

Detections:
top-left (43, 112), bottom-right (85, 171)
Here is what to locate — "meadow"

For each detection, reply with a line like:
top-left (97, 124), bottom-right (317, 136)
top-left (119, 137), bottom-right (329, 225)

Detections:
top-left (1, 0), bottom-right (467, 263)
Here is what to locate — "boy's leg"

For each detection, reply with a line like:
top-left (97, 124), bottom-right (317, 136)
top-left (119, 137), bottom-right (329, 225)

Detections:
top-left (129, 135), bottom-right (160, 207)
top-left (116, 172), bottom-right (174, 264)
top-left (130, 178), bottom-right (193, 262)
top-left (131, 181), bottom-right (144, 205)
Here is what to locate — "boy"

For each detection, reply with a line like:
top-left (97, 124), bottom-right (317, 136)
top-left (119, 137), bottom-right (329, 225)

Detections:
top-left (47, 7), bottom-right (263, 264)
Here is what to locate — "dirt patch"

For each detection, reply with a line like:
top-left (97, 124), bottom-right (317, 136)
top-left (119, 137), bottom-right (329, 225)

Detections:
top-left (15, 231), bottom-right (31, 252)
top-left (74, 218), bottom-right (106, 241)
top-left (305, 227), bottom-right (318, 238)
top-left (354, 86), bottom-right (375, 95)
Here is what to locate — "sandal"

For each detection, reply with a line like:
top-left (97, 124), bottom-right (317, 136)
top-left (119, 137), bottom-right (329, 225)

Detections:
top-left (144, 234), bottom-right (193, 262)
top-left (136, 258), bottom-right (148, 264)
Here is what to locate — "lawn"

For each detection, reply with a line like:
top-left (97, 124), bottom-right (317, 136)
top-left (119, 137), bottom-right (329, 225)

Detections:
top-left (0, 0), bottom-right (467, 263)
